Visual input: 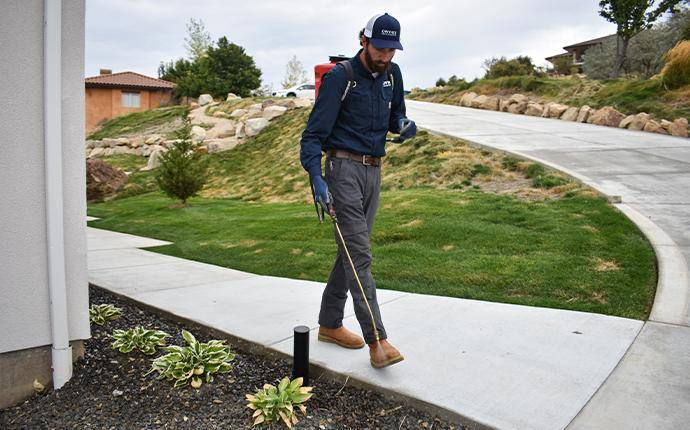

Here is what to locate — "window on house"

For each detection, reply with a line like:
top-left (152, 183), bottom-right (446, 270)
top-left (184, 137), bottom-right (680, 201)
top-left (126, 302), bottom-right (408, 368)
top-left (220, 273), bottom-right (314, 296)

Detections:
top-left (122, 92), bottom-right (141, 108)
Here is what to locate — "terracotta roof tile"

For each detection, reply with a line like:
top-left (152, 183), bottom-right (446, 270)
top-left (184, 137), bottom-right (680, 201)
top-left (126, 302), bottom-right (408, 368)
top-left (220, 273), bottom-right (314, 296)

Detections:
top-left (84, 71), bottom-right (175, 89)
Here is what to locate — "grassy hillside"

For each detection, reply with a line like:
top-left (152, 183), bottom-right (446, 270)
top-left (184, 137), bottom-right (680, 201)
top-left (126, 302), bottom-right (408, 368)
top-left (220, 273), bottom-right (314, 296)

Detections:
top-left (409, 75), bottom-right (690, 121)
top-left (88, 105), bottom-right (188, 140)
top-left (102, 102), bottom-right (589, 203)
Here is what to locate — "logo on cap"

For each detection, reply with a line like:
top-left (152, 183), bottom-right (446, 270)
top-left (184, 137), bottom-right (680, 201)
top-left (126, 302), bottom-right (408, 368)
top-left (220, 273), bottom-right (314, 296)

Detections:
top-left (381, 29), bottom-right (397, 36)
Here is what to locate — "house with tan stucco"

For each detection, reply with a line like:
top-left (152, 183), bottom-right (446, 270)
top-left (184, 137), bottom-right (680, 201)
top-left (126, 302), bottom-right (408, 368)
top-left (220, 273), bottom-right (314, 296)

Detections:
top-left (85, 70), bottom-right (175, 132)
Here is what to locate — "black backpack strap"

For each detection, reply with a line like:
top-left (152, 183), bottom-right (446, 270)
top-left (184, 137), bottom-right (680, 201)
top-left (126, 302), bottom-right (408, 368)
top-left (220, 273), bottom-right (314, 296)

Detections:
top-left (338, 60), bottom-right (356, 102)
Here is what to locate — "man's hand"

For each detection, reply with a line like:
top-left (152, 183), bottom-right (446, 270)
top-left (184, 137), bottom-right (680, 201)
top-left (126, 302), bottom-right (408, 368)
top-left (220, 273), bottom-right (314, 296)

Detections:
top-left (398, 118), bottom-right (417, 141)
top-left (311, 175), bottom-right (331, 215)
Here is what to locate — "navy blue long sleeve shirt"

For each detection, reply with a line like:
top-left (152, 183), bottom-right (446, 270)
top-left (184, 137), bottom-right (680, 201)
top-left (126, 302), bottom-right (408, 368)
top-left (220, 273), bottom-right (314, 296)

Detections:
top-left (299, 48), bottom-right (407, 178)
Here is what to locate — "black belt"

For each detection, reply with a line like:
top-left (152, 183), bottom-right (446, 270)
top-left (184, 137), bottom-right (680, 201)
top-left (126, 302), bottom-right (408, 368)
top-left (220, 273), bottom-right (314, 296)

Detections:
top-left (328, 149), bottom-right (381, 166)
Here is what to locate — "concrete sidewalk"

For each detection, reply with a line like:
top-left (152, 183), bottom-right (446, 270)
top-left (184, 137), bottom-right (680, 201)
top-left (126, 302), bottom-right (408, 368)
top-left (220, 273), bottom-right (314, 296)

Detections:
top-left (406, 100), bottom-right (690, 429)
top-left (88, 226), bottom-right (641, 430)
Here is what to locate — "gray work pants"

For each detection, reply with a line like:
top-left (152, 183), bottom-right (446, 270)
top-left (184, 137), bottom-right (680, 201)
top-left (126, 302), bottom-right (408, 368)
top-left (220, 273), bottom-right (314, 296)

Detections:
top-left (318, 154), bottom-right (387, 344)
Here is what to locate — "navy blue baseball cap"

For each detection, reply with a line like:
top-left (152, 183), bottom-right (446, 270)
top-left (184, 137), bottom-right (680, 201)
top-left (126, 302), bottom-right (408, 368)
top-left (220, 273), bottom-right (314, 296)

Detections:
top-left (363, 13), bottom-right (403, 50)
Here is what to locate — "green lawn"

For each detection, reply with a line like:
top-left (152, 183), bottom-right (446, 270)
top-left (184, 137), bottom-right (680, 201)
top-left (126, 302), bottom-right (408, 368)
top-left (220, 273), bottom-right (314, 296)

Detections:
top-left (88, 188), bottom-right (656, 320)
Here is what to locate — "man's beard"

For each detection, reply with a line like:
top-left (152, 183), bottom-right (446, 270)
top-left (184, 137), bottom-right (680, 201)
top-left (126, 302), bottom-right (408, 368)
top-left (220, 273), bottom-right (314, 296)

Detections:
top-left (364, 46), bottom-right (390, 73)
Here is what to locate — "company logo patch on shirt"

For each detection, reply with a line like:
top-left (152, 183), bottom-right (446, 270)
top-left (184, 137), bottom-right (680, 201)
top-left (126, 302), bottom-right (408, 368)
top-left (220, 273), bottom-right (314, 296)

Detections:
top-left (383, 80), bottom-right (392, 87)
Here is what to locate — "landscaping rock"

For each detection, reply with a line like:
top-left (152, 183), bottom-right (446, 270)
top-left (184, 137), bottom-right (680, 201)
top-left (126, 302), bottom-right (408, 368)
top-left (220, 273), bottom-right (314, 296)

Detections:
top-left (129, 136), bottom-right (144, 148)
top-left (276, 99), bottom-right (297, 109)
top-left (628, 113), bottom-right (651, 131)
top-left (548, 103), bottom-right (569, 119)
top-left (643, 120), bottom-right (668, 134)
top-left (576, 105), bottom-right (593, 123)
top-left (206, 137), bottom-right (240, 153)
top-left (145, 134), bottom-right (163, 145)
top-left (261, 99), bottom-right (276, 109)
top-left (230, 108), bottom-right (247, 118)
top-left (247, 103), bottom-right (263, 115)
top-left (212, 111), bottom-right (230, 118)
top-left (234, 122), bottom-right (246, 138)
top-left (460, 92), bottom-right (478, 107)
top-left (110, 146), bottom-right (130, 156)
top-left (508, 93), bottom-right (529, 104)
top-left (262, 105), bottom-right (288, 120)
top-left (86, 158), bottom-right (127, 201)
top-left (541, 102), bottom-right (554, 118)
top-left (470, 94), bottom-right (488, 109)
top-left (85, 140), bottom-right (96, 149)
top-left (561, 107), bottom-right (580, 122)
top-left (588, 106), bottom-right (625, 127)
top-left (619, 115), bottom-right (635, 129)
top-left (226, 92), bottom-right (241, 101)
top-left (525, 103), bottom-right (544, 116)
top-left (198, 94), bottom-right (213, 106)
top-left (292, 98), bottom-right (313, 108)
top-left (499, 99), bottom-right (511, 112)
top-left (190, 125), bottom-right (206, 142)
top-left (189, 102), bottom-right (200, 109)
top-left (660, 119), bottom-right (674, 133)
top-left (670, 118), bottom-right (689, 137)
top-left (88, 147), bottom-right (106, 158)
top-left (507, 101), bottom-right (528, 114)
top-left (140, 148), bottom-right (166, 171)
top-left (244, 118), bottom-right (269, 137)
top-left (102, 148), bottom-right (114, 157)
top-left (479, 95), bottom-right (500, 111)
top-left (206, 121), bottom-right (237, 139)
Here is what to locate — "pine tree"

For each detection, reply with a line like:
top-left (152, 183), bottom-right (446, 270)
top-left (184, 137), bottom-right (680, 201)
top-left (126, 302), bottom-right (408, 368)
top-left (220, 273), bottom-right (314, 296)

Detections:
top-left (154, 116), bottom-right (209, 206)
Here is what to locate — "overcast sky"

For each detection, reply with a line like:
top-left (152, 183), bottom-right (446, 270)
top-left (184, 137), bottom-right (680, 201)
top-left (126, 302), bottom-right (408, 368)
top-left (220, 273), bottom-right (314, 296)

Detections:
top-left (85, 0), bottom-right (618, 90)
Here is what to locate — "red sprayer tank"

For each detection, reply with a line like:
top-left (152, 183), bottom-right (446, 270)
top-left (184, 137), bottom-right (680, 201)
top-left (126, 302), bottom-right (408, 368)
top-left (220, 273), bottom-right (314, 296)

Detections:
top-left (314, 55), bottom-right (349, 99)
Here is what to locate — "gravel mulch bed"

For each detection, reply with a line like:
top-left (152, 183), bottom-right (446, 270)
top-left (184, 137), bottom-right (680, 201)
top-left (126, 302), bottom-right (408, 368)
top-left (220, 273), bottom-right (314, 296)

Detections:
top-left (0, 286), bottom-right (465, 429)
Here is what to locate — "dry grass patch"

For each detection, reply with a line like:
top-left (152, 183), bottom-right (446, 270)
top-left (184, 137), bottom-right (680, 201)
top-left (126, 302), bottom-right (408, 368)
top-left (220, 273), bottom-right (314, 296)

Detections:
top-left (593, 258), bottom-right (620, 272)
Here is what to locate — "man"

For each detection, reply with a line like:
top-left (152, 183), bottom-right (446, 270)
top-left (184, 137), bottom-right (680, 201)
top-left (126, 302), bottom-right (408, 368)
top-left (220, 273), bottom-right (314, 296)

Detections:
top-left (299, 12), bottom-right (417, 368)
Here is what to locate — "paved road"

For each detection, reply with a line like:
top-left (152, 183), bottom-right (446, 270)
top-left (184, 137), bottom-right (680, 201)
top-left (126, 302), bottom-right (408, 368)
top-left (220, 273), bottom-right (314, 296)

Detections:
top-left (407, 100), bottom-right (690, 429)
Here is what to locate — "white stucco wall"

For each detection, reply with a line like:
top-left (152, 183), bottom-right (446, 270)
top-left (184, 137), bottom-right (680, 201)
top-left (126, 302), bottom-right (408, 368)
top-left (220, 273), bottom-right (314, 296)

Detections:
top-left (0, 0), bottom-right (90, 354)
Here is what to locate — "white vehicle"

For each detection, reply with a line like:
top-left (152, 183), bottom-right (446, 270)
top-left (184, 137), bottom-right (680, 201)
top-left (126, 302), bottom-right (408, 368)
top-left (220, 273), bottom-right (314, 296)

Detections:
top-left (272, 83), bottom-right (315, 99)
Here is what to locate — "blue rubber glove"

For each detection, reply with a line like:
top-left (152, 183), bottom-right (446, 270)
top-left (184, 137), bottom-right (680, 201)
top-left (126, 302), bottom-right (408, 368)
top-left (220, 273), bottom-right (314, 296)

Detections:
top-left (398, 118), bottom-right (417, 142)
top-left (311, 174), bottom-right (330, 209)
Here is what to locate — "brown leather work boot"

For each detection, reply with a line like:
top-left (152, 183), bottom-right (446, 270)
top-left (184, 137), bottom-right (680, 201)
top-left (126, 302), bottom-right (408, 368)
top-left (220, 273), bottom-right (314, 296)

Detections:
top-left (369, 339), bottom-right (404, 368)
top-left (318, 326), bottom-right (365, 349)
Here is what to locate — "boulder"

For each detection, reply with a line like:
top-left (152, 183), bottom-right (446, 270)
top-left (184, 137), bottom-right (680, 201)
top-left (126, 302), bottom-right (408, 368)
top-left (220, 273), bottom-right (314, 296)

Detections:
top-left (525, 103), bottom-right (544, 117)
top-left (132, 148), bottom-right (143, 156)
top-left (470, 94), bottom-right (488, 109)
top-left (213, 110), bottom-right (230, 118)
top-left (191, 125), bottom-right (206, 142)
top-left (86, 158), bottom-right (127, 202)
top-left (576, 105), bottom-right (593, 123)
top-left (198, 94), bottom-right (213, 106)
top-left (292, 98), bottom-right (313, 108)
top-left (145, 134), bottom-right (163, 145)
top-left (507, 101), bottom-right (528, 114)
top-left (548, 103), bottom-right (569, 119)
top-left (102, 148), bottom-right (114, 156)
top-left (244, 118), bottom-right (269, 137)
top-left (190, 102), bottom-right (200, 109)
top-left (140, 148), bottom-right (167, 171)
top-left (226, 93), bottom-right (241, 101)
top-left (100, 138), bottom-right (118, 148)
top-left (541, 102), bottom-right (554, 118)
top-left (235, 122), bottom-right (246, 138)
top-left (85, 140), bottom-right (96, 149)
top-left (460, 92), bottom-right (478, 107)
top-left (508, 93), bottom-right (529, 104)
top-left (88, 147), bottom-right (106, 158)
top-left (276, 99), bottom-right (297, 109)
top-left (499, 99), bottom-right (511, 112)
top-left (206, 137), bottom-right (240, 153)
top-left (619, 115), bottom-right (635, 129)
top-left (561, 107), bottom-right (580, 122)
top-left (129, 135), bottom-right (144, 148)
top-left (114, 137), bottom-right (129, 146)
top-left (110, 146), bottom-right (130, 156)
top-left (479, 95), bottom-right (500, 111)
top-left (669, 118), bottom-right (689, 138)
top-left (206, 121), bottom-right (237, 139)
top-left (587, 106), bottom-right (625, 127)
top-left (261, 99), bottom-right (276, 109)
top-left (627, 113), bottom-right (650, 131)
top-left (247, 103), bottom-right (263, 115)
top-left (263, 105), bottom-right (288, 120)
top-left (643, 120), bottom-right (668, 134)
top-left (230, 108), bottom-right (248, 118)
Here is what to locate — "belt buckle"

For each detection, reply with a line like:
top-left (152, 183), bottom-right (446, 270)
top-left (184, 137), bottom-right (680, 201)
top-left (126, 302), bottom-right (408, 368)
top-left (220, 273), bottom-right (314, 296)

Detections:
top-left (361, 154), bottom-right (373, 166)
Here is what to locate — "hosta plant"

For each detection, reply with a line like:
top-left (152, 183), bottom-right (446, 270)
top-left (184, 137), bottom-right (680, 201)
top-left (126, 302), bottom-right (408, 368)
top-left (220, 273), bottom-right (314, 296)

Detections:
top-left (147, 330), bottom-right (235, 388)
top-left (245, 377), bottom-right (314, 428)
top-left (89, 304), bottom-right (122, 325)
top-left (110, 326), bottom-right (170, 355)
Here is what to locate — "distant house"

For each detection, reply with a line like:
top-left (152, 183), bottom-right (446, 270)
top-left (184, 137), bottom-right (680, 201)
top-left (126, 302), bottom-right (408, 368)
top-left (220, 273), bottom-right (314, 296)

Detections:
top-left (85, 70), bottom-right (175, 132)
top-left (546, 34), bottom-right (617, 73)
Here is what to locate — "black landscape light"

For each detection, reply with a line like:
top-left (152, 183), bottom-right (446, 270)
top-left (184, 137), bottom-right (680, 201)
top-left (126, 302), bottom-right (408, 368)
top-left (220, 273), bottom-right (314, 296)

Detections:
top-left (292, 325), bottom-right (310, 385)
